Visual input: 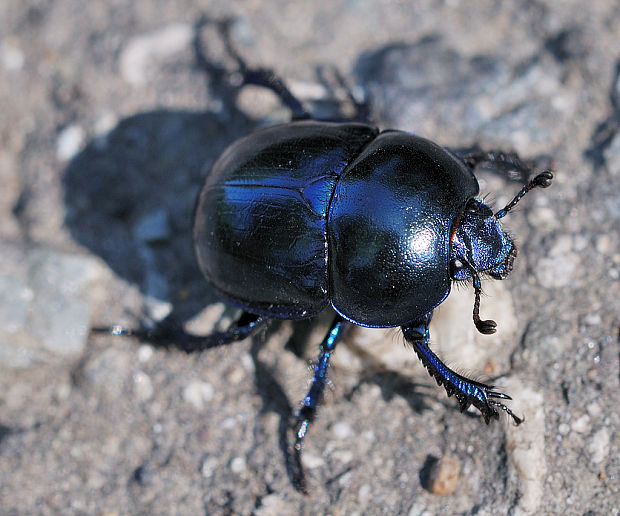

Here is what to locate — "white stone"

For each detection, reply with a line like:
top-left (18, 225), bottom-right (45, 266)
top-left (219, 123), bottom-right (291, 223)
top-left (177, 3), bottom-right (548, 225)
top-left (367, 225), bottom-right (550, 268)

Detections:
top-left (133, 370), bottom-right (154, 401)
top-left (56, 124), bottom-right (85, 161)
top-left (588, 428), bottom-right (610, 465)
top-left (183, 380), bottom-right (215, 410)
top-left (120, 23), bottom-right (193, 86)
top-left (503, 378), bottom-right (546, 515)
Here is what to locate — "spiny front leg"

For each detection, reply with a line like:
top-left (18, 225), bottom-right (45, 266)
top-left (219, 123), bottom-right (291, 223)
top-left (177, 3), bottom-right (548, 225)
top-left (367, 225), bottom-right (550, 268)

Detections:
top-left (402, 314), bottom-right (522, 425)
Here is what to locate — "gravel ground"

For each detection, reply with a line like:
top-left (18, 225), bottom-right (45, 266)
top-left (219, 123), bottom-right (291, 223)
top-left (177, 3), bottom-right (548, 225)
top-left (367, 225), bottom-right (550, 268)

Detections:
top-left (1, 1), bottom-right (619, 515)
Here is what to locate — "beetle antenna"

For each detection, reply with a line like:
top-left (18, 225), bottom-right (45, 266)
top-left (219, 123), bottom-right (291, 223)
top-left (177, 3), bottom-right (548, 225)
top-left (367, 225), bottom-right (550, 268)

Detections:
top-left (495, 170), bottom-right (554, 219)
top-left (460, 256), bottom-right (497, 335)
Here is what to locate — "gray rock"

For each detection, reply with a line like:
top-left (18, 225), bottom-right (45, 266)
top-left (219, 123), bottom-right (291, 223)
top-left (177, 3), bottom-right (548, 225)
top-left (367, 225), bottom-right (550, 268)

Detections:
top-left (0, 242), bottom-right (104, 368)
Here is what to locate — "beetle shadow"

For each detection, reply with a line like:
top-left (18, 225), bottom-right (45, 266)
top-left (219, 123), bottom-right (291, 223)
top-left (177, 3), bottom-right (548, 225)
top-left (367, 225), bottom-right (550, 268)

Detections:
top-left (62, 21), bottom-right (267, 327)
top-left (63, 109), bottom-right (254, 322)
top-left (340, 334), bottom-right (435, 417)
top-left (585, 58), bottom-right (620, 172)
top-left (246, 327), bottom-right (306, 489)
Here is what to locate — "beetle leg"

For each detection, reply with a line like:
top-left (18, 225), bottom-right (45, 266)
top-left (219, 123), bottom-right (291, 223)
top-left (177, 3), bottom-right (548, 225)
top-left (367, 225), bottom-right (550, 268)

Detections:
top-left (91, 311), bottom-right (266, 353)
top-left (241, 68), bottom-right (312, 121)
top-left (402, 315), bottom-right (523, 425)
top-left (216, 20), bottom-right (311, 119)
top-left (293, 314), bottom-right (347, 493)
top-left (316, 64), bottom-right (371, 123)
top-left (194, 17), bottom-right (311, 120)
top-left (449, 145), bottom-right (540, 183)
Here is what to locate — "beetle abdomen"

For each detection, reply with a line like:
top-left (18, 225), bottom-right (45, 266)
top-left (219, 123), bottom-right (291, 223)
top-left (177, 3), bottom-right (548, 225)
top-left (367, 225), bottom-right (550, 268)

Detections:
top-left (329, 132), bottom-right (479, 327)
top-left (193, 121), bottom-right (378, 318)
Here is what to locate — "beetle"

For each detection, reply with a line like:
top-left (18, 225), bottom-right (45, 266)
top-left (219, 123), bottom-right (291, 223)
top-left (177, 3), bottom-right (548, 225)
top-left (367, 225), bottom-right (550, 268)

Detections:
top-left (99, 21), bottom-right (553, 491)
top-left (189, 118), bottom-right (552, 432)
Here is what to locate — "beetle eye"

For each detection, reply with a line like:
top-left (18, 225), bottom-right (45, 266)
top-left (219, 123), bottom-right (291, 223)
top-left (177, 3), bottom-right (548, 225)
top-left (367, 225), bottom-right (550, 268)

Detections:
top-left (450, 258), bottom-right (464, 273)
top-left (465, 200), bottom-right (479, 214)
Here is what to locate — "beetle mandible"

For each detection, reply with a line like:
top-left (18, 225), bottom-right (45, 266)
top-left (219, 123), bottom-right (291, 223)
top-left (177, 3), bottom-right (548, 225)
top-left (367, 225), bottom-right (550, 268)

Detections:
top-left (101, 21), bottom-right (554, 492)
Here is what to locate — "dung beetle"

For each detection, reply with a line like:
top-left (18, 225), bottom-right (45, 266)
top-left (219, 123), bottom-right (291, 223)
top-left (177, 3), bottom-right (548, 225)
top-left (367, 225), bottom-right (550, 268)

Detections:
top-left (98, 21), bottom-right (554, 492)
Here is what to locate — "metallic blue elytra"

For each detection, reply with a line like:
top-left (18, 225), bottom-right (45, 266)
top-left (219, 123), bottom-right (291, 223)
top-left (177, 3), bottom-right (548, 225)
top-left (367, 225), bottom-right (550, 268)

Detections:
top-left (193, 121), bottom-right (379, 319)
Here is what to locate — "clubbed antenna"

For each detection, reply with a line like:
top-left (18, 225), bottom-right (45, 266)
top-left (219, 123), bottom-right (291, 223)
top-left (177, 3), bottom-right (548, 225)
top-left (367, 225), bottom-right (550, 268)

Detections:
top-left (461, 256), bottom-right (497, 334)
top-left (495, 170), bottom-right (554, 219)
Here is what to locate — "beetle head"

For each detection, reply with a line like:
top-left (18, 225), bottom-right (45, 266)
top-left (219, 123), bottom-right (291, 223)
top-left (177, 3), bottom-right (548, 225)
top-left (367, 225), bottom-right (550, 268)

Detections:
top-left (447, 170), bottom-right (553, 335)
top-left (450, 199), bottom-right (516, 281)
top-left (448, 198), bottom-right (516, 335)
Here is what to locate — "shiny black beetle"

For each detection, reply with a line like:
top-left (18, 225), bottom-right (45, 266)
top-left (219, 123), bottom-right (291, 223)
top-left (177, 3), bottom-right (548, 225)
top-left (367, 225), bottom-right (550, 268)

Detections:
top-left (191, 120), bottom-right (552, 429)
top-left (101, 24), bottom-right (553, 492)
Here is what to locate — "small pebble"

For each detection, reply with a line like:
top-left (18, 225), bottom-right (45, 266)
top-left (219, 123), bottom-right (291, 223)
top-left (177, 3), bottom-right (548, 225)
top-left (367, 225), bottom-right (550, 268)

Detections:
top-left (588, 428), bottom-right (610, 465)
top-left (221, 418), bottom-right (236, 430)
top-left (230, 456), bottom-right (246, 474)
top-left (56, 124), bottom-right (85, 161)
top-left (301, 453), bottom-right (325, 469)
top-left (0, 38), bottom-right (24, 71)
top-left (133, 370), bottom-right (154, 401)
top-left (571, 415), bottom-right (590, 434)
top-left (137, 344), bottom-right (154, 363)
top-left (358, 483), bottom-right (372, 505)
top-left (595, 234), bottom-right (613, 254)
top-left (427, 456), bottom-right (461, 495)
top-left (201, 456), bottom-right (218, 478)
top-left (254, 493), bottom-right (295, 516)
top-left (333, 421), bottom-right (353, 440)
top-left (408, 502), bottom-right (433, 516)
top-left (183, 380), bottom-right (215, 410)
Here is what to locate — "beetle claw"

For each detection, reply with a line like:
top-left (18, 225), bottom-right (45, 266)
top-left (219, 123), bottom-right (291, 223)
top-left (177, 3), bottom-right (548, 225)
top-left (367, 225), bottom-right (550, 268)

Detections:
top-left (487, 389), bottom-right (512, 400)
top-left (488, 398), bottom-right (524, 425)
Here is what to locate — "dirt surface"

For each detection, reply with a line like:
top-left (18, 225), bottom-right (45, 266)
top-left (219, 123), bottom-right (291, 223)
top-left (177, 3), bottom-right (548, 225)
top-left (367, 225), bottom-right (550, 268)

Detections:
top-left (1, 1), bottom-right (619, 514)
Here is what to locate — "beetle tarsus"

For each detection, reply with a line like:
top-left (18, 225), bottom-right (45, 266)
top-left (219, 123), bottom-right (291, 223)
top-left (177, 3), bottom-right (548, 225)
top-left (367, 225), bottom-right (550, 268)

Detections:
top-left (92, 311), bottom-right (265, 353)
top-left (488, 399), bottom-right (523, 425)
top-left (403, 317), bottom-right (522, 424)
top-left (451, 146), bottom-right (534, 182)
